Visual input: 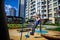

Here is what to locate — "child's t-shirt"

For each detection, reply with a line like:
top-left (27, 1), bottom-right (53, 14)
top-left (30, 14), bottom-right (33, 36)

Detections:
top-left (34, 16), bottom-right (41, 26)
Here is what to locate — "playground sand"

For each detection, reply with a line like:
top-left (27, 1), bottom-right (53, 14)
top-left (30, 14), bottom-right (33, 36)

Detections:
top-left (9, 29), bottom-right (60, 40)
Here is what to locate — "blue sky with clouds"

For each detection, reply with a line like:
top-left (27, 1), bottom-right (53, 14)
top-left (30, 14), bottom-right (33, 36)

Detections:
top-left (4, 0), bottom-right (18, 16)
top-left (4, 0), bottom-right (26, 17)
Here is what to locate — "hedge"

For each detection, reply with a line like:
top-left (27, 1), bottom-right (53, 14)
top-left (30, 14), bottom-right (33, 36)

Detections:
top-left (8, 24), bottom-right (27, 29)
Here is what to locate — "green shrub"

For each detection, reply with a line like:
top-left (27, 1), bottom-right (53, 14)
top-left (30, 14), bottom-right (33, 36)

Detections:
top-left (8, 24), bottom-right (27, 29)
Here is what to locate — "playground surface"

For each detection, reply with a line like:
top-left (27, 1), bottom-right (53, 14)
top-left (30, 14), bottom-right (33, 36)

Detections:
top-left (9, 29), bottom-right (60, 40)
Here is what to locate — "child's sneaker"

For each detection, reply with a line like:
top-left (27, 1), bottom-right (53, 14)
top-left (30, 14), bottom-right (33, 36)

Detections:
top-left (30, 32), bottom-right (34, 35)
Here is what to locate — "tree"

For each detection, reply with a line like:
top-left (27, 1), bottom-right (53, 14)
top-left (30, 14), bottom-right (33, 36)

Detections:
top-left (0, 0), bottom-right (10, 40)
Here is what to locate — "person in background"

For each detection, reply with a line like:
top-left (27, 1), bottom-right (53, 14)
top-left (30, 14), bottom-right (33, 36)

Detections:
top-left (30, 14), bottom-right (41, 35)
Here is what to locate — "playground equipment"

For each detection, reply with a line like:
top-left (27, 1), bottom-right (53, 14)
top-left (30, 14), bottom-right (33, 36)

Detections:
top-left (19, 0), bottom-right (48, 40)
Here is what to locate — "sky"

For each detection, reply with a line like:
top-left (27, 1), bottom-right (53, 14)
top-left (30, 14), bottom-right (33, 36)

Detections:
top-left (4, 0), bottom-right (26, 17)
top-left (4, 0), bottom-right (18, 16)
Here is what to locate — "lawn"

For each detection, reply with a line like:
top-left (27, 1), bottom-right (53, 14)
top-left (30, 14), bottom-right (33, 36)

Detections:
top-left (47, 28), bottom-right (60, 31)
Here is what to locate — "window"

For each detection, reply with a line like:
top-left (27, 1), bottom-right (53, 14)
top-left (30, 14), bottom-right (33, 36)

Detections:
top-left (54, 7), bottom-right (57, 11)
top-left (53, 2), bottom-right (57, 6)
top-left (37, 6), bottom-right (40, 10)
top-left (42, 10), bottom-right (46, 14)
top-left (48, 0), bottom-right (52, 3)
top-left (54, 13), bottom-right (57, 17)
top-left (41, 0), bottom-right (45, 1)
top-left (42, 2), bottom-right (46, 4)
top-left (37, 2), bottom-right (40, 5)
top-left (31, 4), bottom-right (35, 8)
top-left (33, 4), bottom-right (35, 7)
top-left (31, 6), bottom-right (33, 8)
top-left (59, 6), bottom-right (60, 10)
top-left (31, 8), bottom-right (35, 11)
top-left (31, 1), bottom-right (35, 4)
top-left (31, 12), bottom-right (35, 15)
top-left (49, 4), bottom-right (52, 8)
top-left (31, 0), bottom-right (33, 2)
top-left (53, 0), bottom-right (57, 2)
top-left (48, 9), bottom-right (52, 12)
top-left (49, 14), bottom-right (52, 17)
top-left (42, 14), bottom-right (46, 18)
top-left (58, 0), bottom-right (60, 4)
top-left (37, 0), bottom-right (40, 2)
top-left (37, 10), bottom-right (40, 14)
top-left (42, 10), bottom-right (46, 12)
top-left (48, 0), bottom-right (52, 1)
top-left (42, 6), bottom-right (46, 9)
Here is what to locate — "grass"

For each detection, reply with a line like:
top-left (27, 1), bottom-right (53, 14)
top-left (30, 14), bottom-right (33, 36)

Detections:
top-left (47, 28), bottom-right (60, 31)
top-left (44, 23), bottom-right (60, 26)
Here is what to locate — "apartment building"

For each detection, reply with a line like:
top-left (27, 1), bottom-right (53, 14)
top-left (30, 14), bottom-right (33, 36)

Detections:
top-left (26, 0), bottom-right (36, 19)
top-left (26, 0), bottom-right (60, 23)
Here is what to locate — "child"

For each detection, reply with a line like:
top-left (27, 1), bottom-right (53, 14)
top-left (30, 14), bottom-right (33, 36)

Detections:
top-left (30, 14), bottom-right (41, 35)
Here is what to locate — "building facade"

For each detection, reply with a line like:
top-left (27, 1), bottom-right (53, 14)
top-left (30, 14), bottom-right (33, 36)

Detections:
top-left (9, 8), bottom-right (16, 16)
top-left (26, 0), bottom-right (36, 19)
top-left (26, 0), bottom-right (60, 23)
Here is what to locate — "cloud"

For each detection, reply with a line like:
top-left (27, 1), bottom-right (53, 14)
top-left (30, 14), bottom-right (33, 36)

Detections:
top-left (5, 4), bottom-right (12, 9)
top-left (5, 4), bottom-right (18, 16)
